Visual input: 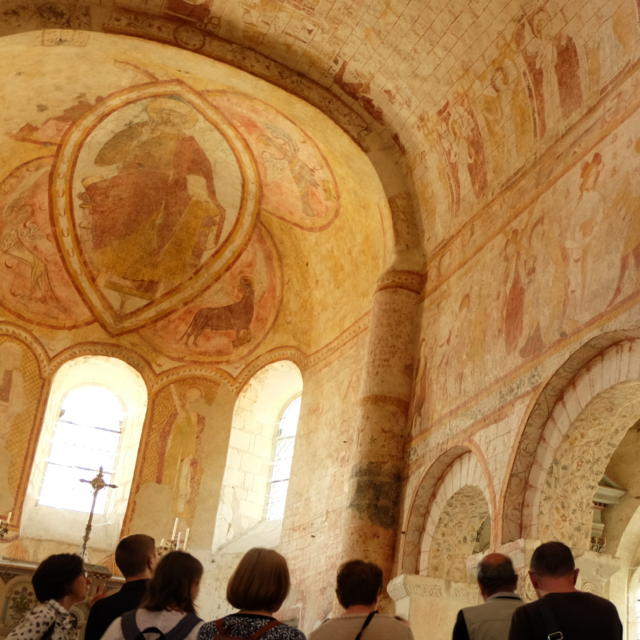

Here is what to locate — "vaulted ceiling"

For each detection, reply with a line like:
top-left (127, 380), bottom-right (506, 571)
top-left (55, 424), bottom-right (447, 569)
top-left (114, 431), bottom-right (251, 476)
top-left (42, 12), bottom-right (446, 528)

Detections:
top-left (1, 0), bottom-right (633, 256)
top-left (0, 0), bottom-right (637, 370)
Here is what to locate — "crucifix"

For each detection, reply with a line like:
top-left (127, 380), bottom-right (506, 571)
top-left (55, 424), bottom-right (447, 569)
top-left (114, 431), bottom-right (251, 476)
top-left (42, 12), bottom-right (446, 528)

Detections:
top-left (79, 466), bottom-right (117, 560)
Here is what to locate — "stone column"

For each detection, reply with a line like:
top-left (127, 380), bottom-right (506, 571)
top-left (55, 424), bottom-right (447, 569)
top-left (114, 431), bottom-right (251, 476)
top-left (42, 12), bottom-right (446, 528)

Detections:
top-left (575, 550), bottom-right (622, 599)
top-left (341, 268), bottom-right (424, 576)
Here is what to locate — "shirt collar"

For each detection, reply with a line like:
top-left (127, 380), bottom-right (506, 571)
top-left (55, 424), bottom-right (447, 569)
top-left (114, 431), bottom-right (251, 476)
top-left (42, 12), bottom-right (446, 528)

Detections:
top-left (487, 592), bottom-right (522, 601)
top-left (46, 600), bottom-right (78, 628)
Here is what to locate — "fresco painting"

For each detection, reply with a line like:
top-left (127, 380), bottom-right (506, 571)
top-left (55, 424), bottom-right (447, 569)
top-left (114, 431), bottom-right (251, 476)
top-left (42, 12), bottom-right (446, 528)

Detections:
top-left (415, 114), bottom-right (640, 430)
top-left (0, 68), bottom-right (354, 361)
top-left (422, 3), bottom-right (594, 247)
top-left (59, 84), bottom-right (254, 333)
top-left (0, 35), bottom-right (393, 376)
top-left (207, 91), bottom-right (339, 231)
top-left (0, 339), bottom-right (41, 515)
top-left (144, 379), bottom-right (219, 523)
top-left (139, 222), bottom-right (282, 362)
top-left (0, 158), bottom-right (92, 328)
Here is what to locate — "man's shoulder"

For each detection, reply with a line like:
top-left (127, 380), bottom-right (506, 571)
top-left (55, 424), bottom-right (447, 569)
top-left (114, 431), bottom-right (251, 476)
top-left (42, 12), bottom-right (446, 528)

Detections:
top-left (462, 595), bottom-right (522, 614)
top-left (311, 614), bottom-right (410, 638)
top-left (515, 591), bottom-right (619, 617)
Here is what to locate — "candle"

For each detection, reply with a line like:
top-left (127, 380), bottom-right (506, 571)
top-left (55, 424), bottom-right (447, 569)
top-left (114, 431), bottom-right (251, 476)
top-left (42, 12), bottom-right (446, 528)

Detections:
top-left (176, 531), bottom-right (182, 549)
top-left (171, 517), bottom-right (178, 540)
top-left (6, 512), bottom-right (11, 524)
top-left (183, 528), bottom-right (190, 550)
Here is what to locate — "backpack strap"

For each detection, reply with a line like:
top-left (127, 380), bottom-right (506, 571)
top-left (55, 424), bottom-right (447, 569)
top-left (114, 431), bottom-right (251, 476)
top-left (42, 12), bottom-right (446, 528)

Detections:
top-left (538, 599), bottom-right (564, 640)
top-left (354, 611), bottom-right (377, 640)
top-left (121, 611), bottom-right (142, 640)
top-left (248, 619), bottom-right (280, 640)
top-left (164, 614), bottom-right (202, 640)
top-left (214, 619), bottom-right (226, 635)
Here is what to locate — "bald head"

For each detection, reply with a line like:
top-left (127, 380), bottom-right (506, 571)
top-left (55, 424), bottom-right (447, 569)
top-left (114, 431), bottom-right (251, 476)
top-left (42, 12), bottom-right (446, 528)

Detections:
top-left (477, 553), bottom-right (517, 599)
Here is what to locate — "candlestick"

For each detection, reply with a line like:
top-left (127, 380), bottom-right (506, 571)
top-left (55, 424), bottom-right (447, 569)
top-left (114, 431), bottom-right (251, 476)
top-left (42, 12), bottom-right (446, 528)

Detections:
top-left (171, 517), bottom-right (178, 540)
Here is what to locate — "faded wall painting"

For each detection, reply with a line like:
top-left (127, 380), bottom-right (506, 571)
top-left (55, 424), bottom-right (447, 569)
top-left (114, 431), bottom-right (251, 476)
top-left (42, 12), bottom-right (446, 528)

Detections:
top-left (418, 1), bottom-right (625, 249)
top-left (0, 30), bottom-right (389, 366)
top-left (140, 223), bottom-right (281, 362)
top-left (0, 158), bottom-right (92, 328)
top-left (138, 378), bottom-right (220, 524)
top-left (53, 81), bottom-right (258, 334)
top-left (206, 91), bottom-right (339, 230)
top-left (0, 337), bottom-right (42, 515)
top-left (413, 108), bottom-right (640, 430)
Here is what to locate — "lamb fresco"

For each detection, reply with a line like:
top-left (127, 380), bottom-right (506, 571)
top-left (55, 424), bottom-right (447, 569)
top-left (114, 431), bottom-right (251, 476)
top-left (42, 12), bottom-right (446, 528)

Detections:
top-left (139, 223), bottom-right (281, 362)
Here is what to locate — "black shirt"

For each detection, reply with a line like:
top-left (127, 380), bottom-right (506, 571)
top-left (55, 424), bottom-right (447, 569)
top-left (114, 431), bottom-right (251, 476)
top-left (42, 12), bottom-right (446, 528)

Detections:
top-left (85, 580), bottom-right (148, 640)
top-left (508, 591), bottom-right (622, 640)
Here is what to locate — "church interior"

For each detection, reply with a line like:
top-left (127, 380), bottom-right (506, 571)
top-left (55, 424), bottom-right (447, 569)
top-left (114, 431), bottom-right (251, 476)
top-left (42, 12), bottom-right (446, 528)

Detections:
top-left (0, 0), bottom-right (640, 638)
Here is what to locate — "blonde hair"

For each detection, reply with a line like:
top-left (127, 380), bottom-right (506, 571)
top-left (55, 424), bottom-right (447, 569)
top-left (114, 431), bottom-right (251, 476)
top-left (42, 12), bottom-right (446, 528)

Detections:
top-left (227, 548), bottom-right (290, 613)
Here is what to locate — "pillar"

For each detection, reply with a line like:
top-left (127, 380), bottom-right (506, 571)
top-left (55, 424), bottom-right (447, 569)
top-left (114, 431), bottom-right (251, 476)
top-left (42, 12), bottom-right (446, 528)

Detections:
top-left (341, 268), bottom-right (424, 576)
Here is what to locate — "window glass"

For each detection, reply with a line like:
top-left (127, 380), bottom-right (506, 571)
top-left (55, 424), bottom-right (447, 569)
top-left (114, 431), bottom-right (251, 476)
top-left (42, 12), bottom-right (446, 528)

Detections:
top-left (265, 396), bottom-right (301, 521)
top-left (38, 385), bottom-right (124, 513)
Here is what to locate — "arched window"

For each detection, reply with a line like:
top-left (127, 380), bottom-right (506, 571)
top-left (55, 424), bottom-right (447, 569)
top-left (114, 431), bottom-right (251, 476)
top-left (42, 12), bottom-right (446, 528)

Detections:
top-left (266, 395), bottom-right (301, 521)
top-left (213, 361), bottom-right (303, 551)
top-left (38, 385), bottom-right (126, 513)
top-left (21, 356), bottom-right (147, 552)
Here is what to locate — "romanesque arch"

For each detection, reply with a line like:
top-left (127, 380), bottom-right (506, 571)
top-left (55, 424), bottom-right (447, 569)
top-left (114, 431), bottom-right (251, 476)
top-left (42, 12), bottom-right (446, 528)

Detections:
top-left (501, 332), bottom-right (640, 545)
top-left (401, 446), bottom-right (495, 577)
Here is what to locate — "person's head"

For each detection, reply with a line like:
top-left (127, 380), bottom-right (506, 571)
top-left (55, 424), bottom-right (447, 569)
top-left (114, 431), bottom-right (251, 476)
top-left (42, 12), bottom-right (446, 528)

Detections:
top-left (32, 554), bottom-right (87, 607)
top-left (529, 541), bottom-right (578, 596)
top-left (115, 534), bottom-right (157, 580)
top-left (142, 551), bottom-right (203, 614)
top-left (227, 548), bottom-right (290, 614)
top-left (335, 560), bottom-right (383, 609)
top-left (476, 553), bottom-right (518, 599)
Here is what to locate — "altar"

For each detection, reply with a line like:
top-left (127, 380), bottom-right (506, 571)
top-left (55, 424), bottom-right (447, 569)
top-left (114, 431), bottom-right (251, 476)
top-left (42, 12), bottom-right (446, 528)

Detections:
top-left (0, 558), bottom-right (122, 639)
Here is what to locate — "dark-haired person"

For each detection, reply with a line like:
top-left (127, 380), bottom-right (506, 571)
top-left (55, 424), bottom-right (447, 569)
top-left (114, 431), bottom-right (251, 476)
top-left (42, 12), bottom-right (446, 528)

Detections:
top-left (7, 554), bottom-right (88, 640)
top-left (199, 547), bottom-right (305, 640)
top-left (85, 534), bottom-right (156, 640)
top-left (508, 541), bottom-right (622, 640)
top-left (309, 559), bottom-right (413, 640)
top-left (452, 553), bottom-right (522, 640)
top-left (102, 551), bottom-right (203, 640)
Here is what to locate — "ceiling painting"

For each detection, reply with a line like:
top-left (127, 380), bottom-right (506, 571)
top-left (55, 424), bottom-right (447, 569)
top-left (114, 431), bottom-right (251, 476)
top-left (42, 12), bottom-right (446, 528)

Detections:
top-left (0, 157), bottom-right (92, 329)
top-left (206, 91), bottom-right (339, 231)
top-left (139, 222), bottom-right (281, 363)
top-left (0, 32), bottom-right (387, 365)
top-left (52, 81), bottom-right (258, 334)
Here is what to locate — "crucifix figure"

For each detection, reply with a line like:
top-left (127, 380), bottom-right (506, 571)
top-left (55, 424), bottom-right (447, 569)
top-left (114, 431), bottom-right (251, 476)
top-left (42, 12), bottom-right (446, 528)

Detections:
top-left (79, 466), bottom-right (117, 560)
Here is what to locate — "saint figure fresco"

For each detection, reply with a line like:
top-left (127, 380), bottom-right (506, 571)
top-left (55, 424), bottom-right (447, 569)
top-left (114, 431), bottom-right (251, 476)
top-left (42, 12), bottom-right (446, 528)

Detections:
top-left (78, 96), bottom-right (227, 301)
